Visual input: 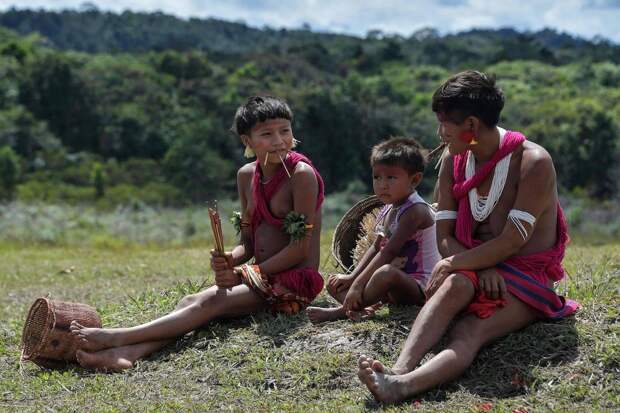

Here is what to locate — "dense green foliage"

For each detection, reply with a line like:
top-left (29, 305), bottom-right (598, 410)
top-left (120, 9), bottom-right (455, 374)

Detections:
top-left (2, 8), bottom-right (619, 64)
top-left (0, 9), bottom-right (618, 205)
top-left (0, 145), bottom-right (20, 199)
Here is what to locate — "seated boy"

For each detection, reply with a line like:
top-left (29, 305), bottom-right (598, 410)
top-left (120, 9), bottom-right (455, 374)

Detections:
top-left (307, 137), bottom-right (440, 323)
top-left (70, 96), bottom-right (325, 371)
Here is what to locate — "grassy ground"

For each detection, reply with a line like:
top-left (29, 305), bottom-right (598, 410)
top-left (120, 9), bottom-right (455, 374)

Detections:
top-left (0, 234), bottom-right (618, 412)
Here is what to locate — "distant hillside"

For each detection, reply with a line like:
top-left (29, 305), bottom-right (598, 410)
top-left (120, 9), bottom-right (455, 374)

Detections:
top-left (0, 8), bottom-right (618, 204)
top-left (1, 8), bottom-right (618, 67)
top-left (0, 8), bottom-right (361, 56)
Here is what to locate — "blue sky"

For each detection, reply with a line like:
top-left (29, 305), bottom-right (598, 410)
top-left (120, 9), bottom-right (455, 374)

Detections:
top-left (1, 0), bottom-right (619, 42)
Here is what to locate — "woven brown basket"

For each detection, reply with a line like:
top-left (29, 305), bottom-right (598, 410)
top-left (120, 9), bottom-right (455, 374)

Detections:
top-left (20, 298), bottom-right (102, 368)
top-left (331, 195), bottom-right (384, 273)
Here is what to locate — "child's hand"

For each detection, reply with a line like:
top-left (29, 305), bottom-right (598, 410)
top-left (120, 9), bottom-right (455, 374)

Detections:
top-left (215, 267), bottom-right (241, 288)
top-left (210, 250), bottom-right (233, 272)
top-left (342, 285), bottom-right (363, 312)
top-left (327, 273), bottom-right (354, 293)
top-left (210, 250), bottom-right (239, 288)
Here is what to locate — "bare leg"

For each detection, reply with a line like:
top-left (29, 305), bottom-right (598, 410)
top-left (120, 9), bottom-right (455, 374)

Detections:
top-left (71, 284), bottom-right (266, 351)
top-left (362, 264), bottom-right (425, 307)
top-left (390, 272), bottom-right (474, 374)
top-left (73, 289), bottom-right (229, 371)
top-left (326, 282), bottom-right (348, 304)
top-left (305, 275), bottom-right (351, 323)
top-left (306, 305), bottom-right (347, 323)
top-left (307, 264), bottom-right (419, 324)
top-left (359, 287), bottom-right (538, 403)
top-left (76, 340), bottom-right (170, 372)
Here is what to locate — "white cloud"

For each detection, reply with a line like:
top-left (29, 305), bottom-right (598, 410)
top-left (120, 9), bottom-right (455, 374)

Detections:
top-left (1, 0), bottom-right (618, 42)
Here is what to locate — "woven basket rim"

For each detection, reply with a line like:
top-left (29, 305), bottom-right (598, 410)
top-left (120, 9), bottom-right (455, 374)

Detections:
top-left (21, 297), bottom-right (56, 362)
top-left (330, 194), bottom-right (384, 272)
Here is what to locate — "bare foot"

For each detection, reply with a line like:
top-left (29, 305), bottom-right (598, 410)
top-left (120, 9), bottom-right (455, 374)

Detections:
top-left (306, 306), bottom-right (346, 323)
top-left (76, 349), bottom-right (133, 372)
top-left (357, 355), bottom-right (410, 404)
top-left (345, 306), bottom-right (377, 321)
top-left (70, 321), bottom-right (122, 352)
top-left (371, 356), bottom-right (412, 375)
top-left (373, 363), bottom-right (404, 376)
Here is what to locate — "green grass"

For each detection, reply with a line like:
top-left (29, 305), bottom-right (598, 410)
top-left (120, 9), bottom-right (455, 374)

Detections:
top-left (0, 235), bottom-right (618, 412)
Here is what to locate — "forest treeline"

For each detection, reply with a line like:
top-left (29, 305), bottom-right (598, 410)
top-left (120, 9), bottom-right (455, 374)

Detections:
top-left (0, 7), bottom-right (618, 206)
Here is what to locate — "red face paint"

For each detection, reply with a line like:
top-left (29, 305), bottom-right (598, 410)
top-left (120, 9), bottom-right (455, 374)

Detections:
top-left (459, 130), bottom-right (477, 143)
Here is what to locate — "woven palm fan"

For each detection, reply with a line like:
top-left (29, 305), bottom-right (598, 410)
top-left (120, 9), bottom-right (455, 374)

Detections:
top-left (20, 298), bottom-right (102, 368)
top-left (331, 195), bottom-right (384, 273)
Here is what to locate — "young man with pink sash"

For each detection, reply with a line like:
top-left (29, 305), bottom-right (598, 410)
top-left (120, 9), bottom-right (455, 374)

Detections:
top-left (357, 71), bottom-right (579, 404)
top-left (69, 96), bottom-right (325, 371)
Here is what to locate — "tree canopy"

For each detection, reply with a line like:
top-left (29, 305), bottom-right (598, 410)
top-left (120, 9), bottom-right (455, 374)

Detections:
top-left (0, 9), bottom-right (618, 205)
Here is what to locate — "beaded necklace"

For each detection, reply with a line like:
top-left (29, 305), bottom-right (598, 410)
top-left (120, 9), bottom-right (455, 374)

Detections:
top-left (465, 127), bottom-right (509, 222)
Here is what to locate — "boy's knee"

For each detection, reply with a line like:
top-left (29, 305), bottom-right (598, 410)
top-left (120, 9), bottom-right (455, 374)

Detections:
top-left (441, 273), bottom-right (473, 296)
top-left (182, 290), bottom-right (220, 312)
top-left (177, 294), bottom-right (197, 309)
top-left (326, 282), bottom-right (339, 298)
top-left (372, 264), bottom-right (400, 285)
top-left (430, 273), bottom-right (475, 305)
top-left (196, 293), bottom-right (219, 310)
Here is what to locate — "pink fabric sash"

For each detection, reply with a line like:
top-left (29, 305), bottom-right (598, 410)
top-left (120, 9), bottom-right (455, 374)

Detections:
top-left (452, 131), bottom-right (578, 318)
top-left (453, 131), bottom-right (526, 247)
top-left (251, 150), bottom-right (325, 235)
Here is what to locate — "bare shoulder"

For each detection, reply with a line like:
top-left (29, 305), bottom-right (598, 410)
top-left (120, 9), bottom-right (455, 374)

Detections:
top-left (437, 151), bottom-right (455, 190)
top-left (237, 162), bottom-right (256, 184)
top-left (402, 202), bottom-right (435, 230)
top-left (520, 141), bottom-right (555, 179)
top-left (439, 150), bottom-right (454, 176)
top-left (291, 161), bottom-right (318, 187)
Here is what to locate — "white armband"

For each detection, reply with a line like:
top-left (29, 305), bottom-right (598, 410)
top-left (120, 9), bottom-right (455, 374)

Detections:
top-left (508, 209), bottom-right (536, 240)
top-left (435, 210), bottom-right (458, 220)
top-left (375, 224), bottom-right (386, 237)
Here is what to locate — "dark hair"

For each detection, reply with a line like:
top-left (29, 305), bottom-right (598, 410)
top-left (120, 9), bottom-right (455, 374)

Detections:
top-left (231, 95), bottom-right (293, 136)
top-left (370, 137), bottom-right (427, 175)
top-left (431, 70), bottom-right (505, 127)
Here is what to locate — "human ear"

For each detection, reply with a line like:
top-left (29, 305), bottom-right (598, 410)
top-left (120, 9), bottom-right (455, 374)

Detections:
top-left (410, 172), bottom-right (423, 188)
top-left (468, 116), bottom-right (481, 134)
top-left (241, 135), bottom-right (255, 158)
top-left (240, 135), bottom-right (251, 146)
top-left (458, 117), bottom-right (479, 144)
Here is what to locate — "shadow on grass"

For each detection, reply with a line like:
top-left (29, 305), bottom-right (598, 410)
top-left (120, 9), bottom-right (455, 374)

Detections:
top-left (254, 311), bottom-right (309, 342)
top-left (455, 315), bottom-right (579, 398)
top-left (361, 314), bottom-right (578, 409)
top-left (143, 306), bottom-right (310, 364)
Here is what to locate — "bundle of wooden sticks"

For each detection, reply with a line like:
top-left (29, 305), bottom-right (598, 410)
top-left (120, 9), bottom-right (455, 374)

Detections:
top-left (208, 205), bottom-right (224, 255)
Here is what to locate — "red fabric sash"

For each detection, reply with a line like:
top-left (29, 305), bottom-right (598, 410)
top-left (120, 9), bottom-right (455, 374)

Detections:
top-left (251, 151), bottom-right (325, 234)
top-left (240, 266), bottom-right (324, 314)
